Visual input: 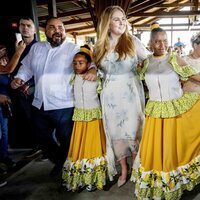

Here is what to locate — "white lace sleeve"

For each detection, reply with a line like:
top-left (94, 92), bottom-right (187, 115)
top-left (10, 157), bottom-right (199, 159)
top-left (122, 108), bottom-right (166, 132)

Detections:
top-left (132, 35), bottom-right (150, 63)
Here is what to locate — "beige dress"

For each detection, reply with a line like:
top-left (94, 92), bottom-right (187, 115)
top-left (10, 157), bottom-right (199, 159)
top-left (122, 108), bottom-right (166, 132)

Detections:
top-left (183, 55), bottom-right (200, 93)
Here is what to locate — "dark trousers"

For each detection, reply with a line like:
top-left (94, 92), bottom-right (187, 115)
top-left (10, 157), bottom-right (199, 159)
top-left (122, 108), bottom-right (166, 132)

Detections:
top-left (31, 106), bottom-right (74, 167)
top-left (9, 90), bottom-right (35, 148)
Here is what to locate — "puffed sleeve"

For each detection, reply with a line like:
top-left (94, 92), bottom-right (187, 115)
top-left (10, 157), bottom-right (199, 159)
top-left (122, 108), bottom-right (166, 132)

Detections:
top-left (169, 52), bottom-right (197, 81)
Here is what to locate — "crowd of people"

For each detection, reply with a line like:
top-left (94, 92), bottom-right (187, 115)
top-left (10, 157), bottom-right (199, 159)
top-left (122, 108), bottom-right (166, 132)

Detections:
top-left (0, 5), bottom-right (200, 200)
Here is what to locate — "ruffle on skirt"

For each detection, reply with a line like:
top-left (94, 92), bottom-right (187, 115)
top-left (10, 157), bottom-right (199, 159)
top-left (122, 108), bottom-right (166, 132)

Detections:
top-left (131, 155), bottom-right (200, 200)
top-left (63, 156), bottom-right (107, 191)
top-left (62, 119), bottom-right (108, 191)
top-left (131, 98), bottom-right (200, 199)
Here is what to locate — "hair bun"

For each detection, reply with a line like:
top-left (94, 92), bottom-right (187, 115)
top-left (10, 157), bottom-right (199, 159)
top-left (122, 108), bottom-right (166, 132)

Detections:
top-left (80, 47), bottom-right (92, 57)
top-left (150, 22), bottom-right (160, 31)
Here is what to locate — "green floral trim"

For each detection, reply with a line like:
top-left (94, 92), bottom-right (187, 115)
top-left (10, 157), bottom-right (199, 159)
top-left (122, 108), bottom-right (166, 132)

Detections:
top-left (62, 156), bottom-right (107, 191)
top-left (131, 155), bottom-right (200, 200)
top-left (137, 53), bottom-right (197, 81)
top-left (145, 93), bottom-right (199, 118)
top-left (69, 74), bottom-right (76, 85)
top-left (73, 107), bottom-right (102, 121)
top-left (169, 52), bottom-right (197, 81)
top-left (137, 59), bottom-right (149, 80)
top-left (96, 77), bottom-right (102, 94)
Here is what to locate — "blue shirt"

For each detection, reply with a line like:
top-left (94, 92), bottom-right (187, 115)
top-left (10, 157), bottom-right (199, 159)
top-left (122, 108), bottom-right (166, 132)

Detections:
top-left (174, 41), bottom-right (185, 47)
top-left (0, 74), bottom-right (10, 96)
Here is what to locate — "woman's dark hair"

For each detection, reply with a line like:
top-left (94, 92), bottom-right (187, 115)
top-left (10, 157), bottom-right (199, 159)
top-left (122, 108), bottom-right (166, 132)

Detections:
top-left (191, 33), bottom-right (200, 47)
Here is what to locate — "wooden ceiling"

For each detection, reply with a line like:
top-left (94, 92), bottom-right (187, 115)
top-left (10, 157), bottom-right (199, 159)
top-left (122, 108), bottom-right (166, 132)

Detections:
top-left (36, 0), bottom-right (200, 37)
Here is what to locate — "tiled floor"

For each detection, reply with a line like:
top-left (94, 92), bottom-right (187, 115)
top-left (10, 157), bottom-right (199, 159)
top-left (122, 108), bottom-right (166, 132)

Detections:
top-left (0, 150), bottom-right (199, 200)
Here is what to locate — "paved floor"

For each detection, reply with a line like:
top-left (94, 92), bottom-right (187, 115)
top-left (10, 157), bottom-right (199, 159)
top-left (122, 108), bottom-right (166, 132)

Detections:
top-left (0, 151), bottom-right (199, 200)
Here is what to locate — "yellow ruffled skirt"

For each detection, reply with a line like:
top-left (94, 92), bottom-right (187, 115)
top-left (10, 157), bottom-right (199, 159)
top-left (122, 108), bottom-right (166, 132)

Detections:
top-left (62, 119), bottom-right (107, 191)
top-left (132, 99), bottom-right (200, 200)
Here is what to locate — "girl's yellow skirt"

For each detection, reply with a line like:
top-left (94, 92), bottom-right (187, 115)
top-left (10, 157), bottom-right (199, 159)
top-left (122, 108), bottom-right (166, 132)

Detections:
top-left (62, 119), bottom-right (107, 191)
top-left (132, 99), bottom-right (200, 200)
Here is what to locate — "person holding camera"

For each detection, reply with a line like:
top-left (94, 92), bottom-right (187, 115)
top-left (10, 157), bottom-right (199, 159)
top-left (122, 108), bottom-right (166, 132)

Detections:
top-left (9, 17), bottom-right (40, 158)
top-left (0, 43), bottom-right (25, 173)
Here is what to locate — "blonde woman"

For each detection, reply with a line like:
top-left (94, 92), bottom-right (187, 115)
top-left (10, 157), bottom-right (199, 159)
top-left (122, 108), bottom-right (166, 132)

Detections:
top-left (94, 5), bottom-right (148, 187)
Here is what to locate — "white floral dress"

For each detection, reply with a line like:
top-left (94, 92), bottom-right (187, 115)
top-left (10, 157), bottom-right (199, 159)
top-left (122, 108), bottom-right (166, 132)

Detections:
top-left (99, 36), bottom-right (148, 177)
top-left (183, 55), bottom-right (200, 93)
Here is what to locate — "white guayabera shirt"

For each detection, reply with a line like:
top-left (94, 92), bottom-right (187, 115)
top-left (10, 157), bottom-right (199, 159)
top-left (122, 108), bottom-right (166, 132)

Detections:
top-left (16, 39), bottom-right (79, 111)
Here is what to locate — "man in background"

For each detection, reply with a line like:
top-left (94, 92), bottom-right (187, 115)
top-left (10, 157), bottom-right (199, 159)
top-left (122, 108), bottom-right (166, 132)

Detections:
top-left (10, 17), bottom-right (40, 157)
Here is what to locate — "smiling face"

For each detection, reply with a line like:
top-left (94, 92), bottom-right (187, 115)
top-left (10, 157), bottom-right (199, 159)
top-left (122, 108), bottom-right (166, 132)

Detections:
top-left (109, 9), bottom-right (127, 38)
top-left (150, 32), bottom-right (168, 56)
top-left (45, 18), bottom-right (66, 47)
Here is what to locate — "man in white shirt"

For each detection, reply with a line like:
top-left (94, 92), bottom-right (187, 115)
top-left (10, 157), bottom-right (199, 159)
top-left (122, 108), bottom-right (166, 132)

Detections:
top-left (11, 17), bottom-right (96, 176)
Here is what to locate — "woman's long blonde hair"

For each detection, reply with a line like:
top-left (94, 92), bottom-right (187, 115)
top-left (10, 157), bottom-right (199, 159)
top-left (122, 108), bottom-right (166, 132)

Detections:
top-left (94, 6), bottom-right (135, 66)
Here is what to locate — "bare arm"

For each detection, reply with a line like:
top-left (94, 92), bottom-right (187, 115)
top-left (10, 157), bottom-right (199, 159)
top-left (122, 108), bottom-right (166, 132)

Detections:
top-left (176, 55), bottom-right (200, 82)
top-left (189, 74), bottom-right (200, 82)
top-left (0, 41), bottom-right (26, 74)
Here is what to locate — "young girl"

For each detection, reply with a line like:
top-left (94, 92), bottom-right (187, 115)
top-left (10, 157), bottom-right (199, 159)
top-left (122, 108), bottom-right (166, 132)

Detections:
top-left (131, 25), bottom-right (200, 199)
top-left (62, 45), bottom-right (107, 192)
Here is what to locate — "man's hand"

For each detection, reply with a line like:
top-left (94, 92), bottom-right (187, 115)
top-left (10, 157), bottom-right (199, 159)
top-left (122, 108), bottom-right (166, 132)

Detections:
top-left (0, 95), bottom-right (11, 105)
top-left (83, 68), bottom-right (97, 81)
top-left (11, 78), bottom-right (25, 89)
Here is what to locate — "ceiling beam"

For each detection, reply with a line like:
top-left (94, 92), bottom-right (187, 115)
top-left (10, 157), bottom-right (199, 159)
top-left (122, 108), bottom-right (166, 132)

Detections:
top-left (38, 8), bottom-right (89, 21)
top-left (119, 0), bottom-right (132, 14)
top-left (48, 0), bottom-right (57, 17)
top-left (129, 0), bottom-right (150, 8)
top-left (37, 0), bottom-right (79, 6)
top-left (128, 0), bottom-right (165, 15)
top-left (133, 23), bottom-right (199, 27)
top-left (141, 28), bottom-right (200, 32)
top-left (156, 2), bottom-right (195, 8)
top-left (66, 25), bottom-right (94, 32)
top-left (131, 17), bottom-right (159, 29)
top-left (73, 0), bottom-right (88, 9)
top-left (86, 0), bottom-right (97, 29)
top-left (73, 30), bottom-right (96, 36)
top-left (130, 10), bottom-right (200, 17)
top-left (193, 0), bottom-right (199, 11)
top-left (63, 17), bottom-right (92, 25)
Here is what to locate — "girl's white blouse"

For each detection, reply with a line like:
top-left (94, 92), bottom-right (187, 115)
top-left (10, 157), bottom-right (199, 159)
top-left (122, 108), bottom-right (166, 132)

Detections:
top-left (73, 75), bottom-right (100, 109)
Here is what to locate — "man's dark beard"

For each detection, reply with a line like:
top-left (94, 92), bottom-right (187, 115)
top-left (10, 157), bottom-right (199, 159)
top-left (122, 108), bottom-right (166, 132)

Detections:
top-left (46, 33), bottom-right (65, 47)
